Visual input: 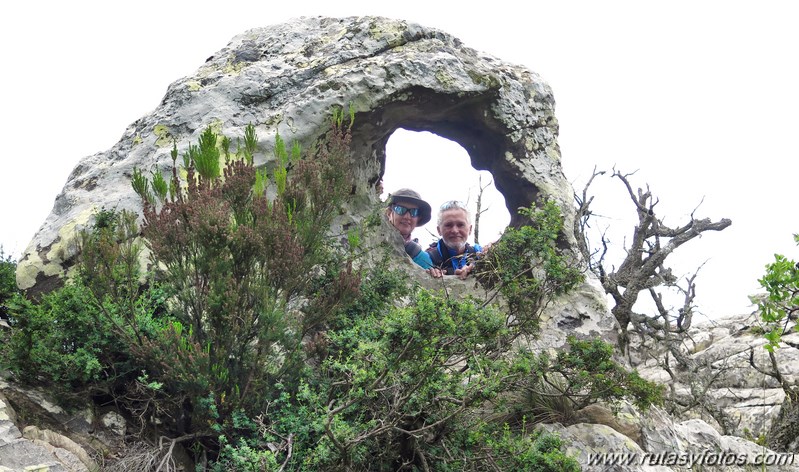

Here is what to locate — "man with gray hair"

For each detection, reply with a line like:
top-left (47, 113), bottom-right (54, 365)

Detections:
top-left (426, 201), bottom-right (483, 280)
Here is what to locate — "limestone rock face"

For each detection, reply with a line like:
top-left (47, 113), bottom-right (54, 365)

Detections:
top-left (633, 312), bottom-right (799, 438)
top-left (0, 389), bottom-right (91, 472)
top-left (17, 15), bottom-right (615, 347)
top-left (546, 404), bottom-right (799, 471)
top-left (20, 17), bottom-right (562, 286)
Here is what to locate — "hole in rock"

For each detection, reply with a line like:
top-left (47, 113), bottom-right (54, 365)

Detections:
top-left (380, 129), bottom-right (510, 248)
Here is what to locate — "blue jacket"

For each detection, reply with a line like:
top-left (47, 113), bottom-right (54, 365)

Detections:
top-left (404, 240), bottom-right (434, 269)
top-left (426, 240), bottom-right (482, 275)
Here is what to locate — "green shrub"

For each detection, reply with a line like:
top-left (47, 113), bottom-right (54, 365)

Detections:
top-left (2, 210), bottom-right (167, 404)
top-left (477, 200), bottom-right (585, 339)
top-left (5, 280), bottom-right (126, 394)
top-left (212, 271), bottom-right (581, 471)
top-left (754, 234), bottom-right (799, 351)
top-left (0, 247), bottom-right (17, 315)
top-left (126, 118), bottom-right (359, 449)
top-left (212, 435), bottom-right (279, 472)
top-left (3, 115), bottom-right (659, 470)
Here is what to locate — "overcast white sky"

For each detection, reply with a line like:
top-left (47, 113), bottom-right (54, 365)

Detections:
top-left (2, 1), bottom-right (797, 320)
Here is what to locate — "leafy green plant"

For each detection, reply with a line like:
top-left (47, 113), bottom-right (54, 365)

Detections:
top-left (427, 422), bottom-right (581, 472)
top-left (752, 234), bottom-right (799, 453)
top-left (539, 337), bottom-right (662, 411)
top-left (126, 118), bottom-right (359, 450)
top-left (2, 208), bottom-right (164, 401)
top-left (0, 247), bottom-right (17, 323)
top-left (490, 336), bottom-right (662, 431)
top-left (477, 199), bottom-right (585, 338)
top-left (754, 234), bottom-right (799, 352)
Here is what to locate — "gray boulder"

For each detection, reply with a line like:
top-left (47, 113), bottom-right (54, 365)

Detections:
top-left (0, 390), bottom-right (92, 472)
top-left (546, 403), bottom-right (799, 471)
top-left (633, 312), bottom-right (799, 438)
top-left (16, 15), bottom-right (613, 348)
top-left (10, 15), bottom-right (787, 471)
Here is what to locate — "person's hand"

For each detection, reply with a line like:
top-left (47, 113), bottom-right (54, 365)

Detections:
top-left (426, 267), bottom-right (444, 278)
top-left (454, 264), bottom-right (474, 280)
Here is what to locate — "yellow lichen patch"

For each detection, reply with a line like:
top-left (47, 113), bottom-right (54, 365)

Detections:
top-left (16, 251), bottom-right (45, 290)
top-left (207, 119), bottom-right (224, 137)
top-left (153, 124), bottom-right (172, 148)
top-left (17, 207), bottom-right (96, 290)
top-left (210, 120), bottom-right (228, 169)
top-left (186, 80), bottom-right (202, 92)
top-left (368, 20), bottom-right (407, 49)
top-left (546, 145), bottom-right (561, 161)
top-left (222, 58), bottom-right (247, 75)
top-left (525, 138), bottom-right (540, 153)
top-left (132, 133), bottom-right (143, 146)
top-left (467, 70), bottom-right (500, 89)
top-left (435, 70), bottom-right (456, 89)
top-left (46, 207), bottom-right (96, 267)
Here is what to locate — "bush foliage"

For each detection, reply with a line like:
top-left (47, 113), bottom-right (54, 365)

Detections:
top-left (0, 248), bottom-right (17, 314)
top-left (755, 234), bottom-right (799, 352)
top-left (2, 115), bottom-right (661, 470)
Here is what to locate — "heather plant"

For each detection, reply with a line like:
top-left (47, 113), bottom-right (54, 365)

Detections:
top-left (126, 117), bottom-right (359, 444)
top-left (1, 112), bottom-right (662, 470)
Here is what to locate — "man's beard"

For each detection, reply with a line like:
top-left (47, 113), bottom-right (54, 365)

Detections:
top-left (444, 239), bottom-right (467, 253)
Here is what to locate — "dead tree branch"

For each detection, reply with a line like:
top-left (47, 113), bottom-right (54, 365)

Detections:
top-left (574, 168), bottom-right (731, 355)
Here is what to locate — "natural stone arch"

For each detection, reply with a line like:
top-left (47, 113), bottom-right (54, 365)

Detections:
top-left (352, 87), bottom-right (544, 229)
top-left (17, 16), bottom-right (583, 325)
top-left (381, 128), bottom-right (510, 246)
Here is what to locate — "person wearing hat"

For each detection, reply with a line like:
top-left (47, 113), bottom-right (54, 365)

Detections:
top-left (385, 188), bottom-right (435, 269)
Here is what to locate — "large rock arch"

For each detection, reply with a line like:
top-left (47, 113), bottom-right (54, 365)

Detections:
top-left (352, 86), bottom-right (553, 229)
top-left (16, 16), bottom-right (609, 345)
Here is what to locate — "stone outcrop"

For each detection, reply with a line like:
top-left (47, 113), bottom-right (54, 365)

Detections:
top-left (545, 404), bottom-right (798, 471)
top-left (632, 312), bottom-right (799, 439)
top-left (8, 15), bottom-right (792, 471)
top-left (0, 388), bottom-right (91, 472)
top-left (17, 15), bottom-right (613, 348)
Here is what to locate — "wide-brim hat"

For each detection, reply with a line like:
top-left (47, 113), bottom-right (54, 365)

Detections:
top-left (387, 188), bottom-right (432, 226)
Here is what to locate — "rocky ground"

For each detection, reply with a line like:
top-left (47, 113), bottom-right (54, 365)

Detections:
top-left (2, 311), bottom-right (799, 471)
top-left (631, 311), bottom-right (799, 439)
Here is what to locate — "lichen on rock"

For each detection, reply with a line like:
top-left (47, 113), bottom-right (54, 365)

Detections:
top-left (18, 16), bottom-right (575, 303)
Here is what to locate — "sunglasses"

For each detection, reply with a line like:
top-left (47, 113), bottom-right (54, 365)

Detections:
top-left (392, 204), bottom-right (421, 217)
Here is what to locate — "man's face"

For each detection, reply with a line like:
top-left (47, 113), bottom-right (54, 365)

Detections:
top-left (437, 209), bottom-right (472, 252)
top-left (388, 201), bottom-right (420, 238)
